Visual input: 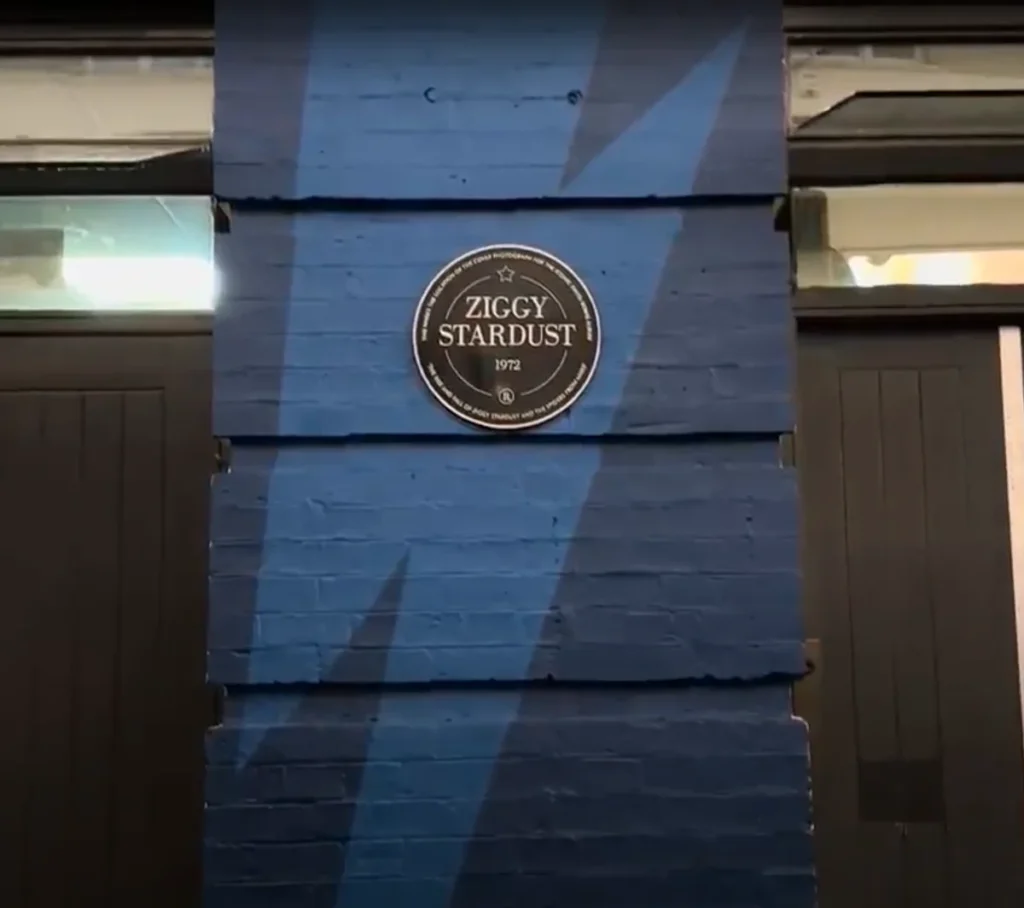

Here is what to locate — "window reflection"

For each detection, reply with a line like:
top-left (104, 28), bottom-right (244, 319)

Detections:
top-left (845, 251), bottom-right (1024, 287)
top-left (0, 197), bottom-right (215, 311)
top-left (792, 184), bottom-right (1024, 288)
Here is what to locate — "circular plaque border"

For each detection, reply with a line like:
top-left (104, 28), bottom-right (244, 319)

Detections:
top-left (411, 243), bottom-right (603, 432)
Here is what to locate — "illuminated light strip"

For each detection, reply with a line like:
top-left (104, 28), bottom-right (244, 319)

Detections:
top-left (846, 252), bottom-right (975, 287)
top-left (61, 255), bottom-right (217, 310)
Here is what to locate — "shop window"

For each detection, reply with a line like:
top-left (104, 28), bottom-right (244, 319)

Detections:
top-left (0, 52), bottom-right (213, 311)
top-left (791, 184), bottom-right (1024, 288)
top-left (0, 196), bottom-right (214, 311)
top-left (0, 54), bottom-right (211, 194)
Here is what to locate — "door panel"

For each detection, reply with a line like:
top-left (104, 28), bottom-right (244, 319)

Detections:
top-left (0, 331), bottom-right (210, 907)
top-left (797, 328), bottom-right (1024, 908)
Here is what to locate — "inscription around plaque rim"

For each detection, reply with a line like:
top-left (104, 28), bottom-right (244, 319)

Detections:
top-left (412, 244), bottom-right (602, 431)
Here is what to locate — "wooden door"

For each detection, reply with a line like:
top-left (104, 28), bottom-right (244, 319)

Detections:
top-left (796, 326), bottom-right (1024, 908)
top-left (0, 318), bottom-right (211, 908)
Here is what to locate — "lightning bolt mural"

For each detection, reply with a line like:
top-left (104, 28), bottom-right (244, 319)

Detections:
top-left (209, 1), bottom-right (800, 906)
top-left (454, 11), bottom-right (797, 897)
top-left (332, 13), bottom-right (747, 908)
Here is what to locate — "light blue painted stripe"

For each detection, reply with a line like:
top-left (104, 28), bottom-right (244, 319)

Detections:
top-left (230, 27), bottom-right (315, 765)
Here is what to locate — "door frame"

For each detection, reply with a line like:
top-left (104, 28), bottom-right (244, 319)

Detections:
top-left (785, 5), bottom-right (1024, 44)
top-left (795, 284), bottom-right (1024, 328)
top-left (792, 280), bottom-right (1024, 908)
top-left (0, 311), bottom-right (212, 336)
top-left (0, 27), bottom-right (212, 53)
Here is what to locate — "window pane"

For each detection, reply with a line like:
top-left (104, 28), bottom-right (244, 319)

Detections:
top-left (792, 184), bottom-right (1024, 288)
top-left (0, 197), bottom-right (215, 311)
top-left (788, 43), bottom-right (1024, 129)
top-left (0, 56), bottom-right (211, 161)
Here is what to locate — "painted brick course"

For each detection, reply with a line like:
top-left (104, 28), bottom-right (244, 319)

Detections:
top-left (214, 207), bottom-right (791, 437)
top-left (209, 441), bottom-right (800, 688)
top-left (206, 687), bottom-right (812, 908)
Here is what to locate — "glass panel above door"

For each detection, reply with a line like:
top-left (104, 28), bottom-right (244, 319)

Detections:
top-left (0, 197), bottom-right (215, 311)
top-left (792, 184), bottom-right (1024, 288)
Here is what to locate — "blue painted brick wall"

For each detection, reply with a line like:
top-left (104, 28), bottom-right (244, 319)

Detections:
top-left (210, 439), bottom-right (800, 691)
top-left (214, 1), bottom-right (784, 199)
top-left (209, 1), bottom-right (810, 906)
top-left (207, 687), bottom-right (811, 908)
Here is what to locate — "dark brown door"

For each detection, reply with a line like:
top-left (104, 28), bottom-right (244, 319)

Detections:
top-left (797, 326), bottom-right (1024, 908)
top-left (0, 320), bottom-right (211, 908)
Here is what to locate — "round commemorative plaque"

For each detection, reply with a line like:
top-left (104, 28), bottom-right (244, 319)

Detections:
top-left (412, 244), bottom-right (601, 431)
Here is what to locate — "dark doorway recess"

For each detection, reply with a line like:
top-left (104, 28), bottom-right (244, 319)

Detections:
top-left (0, 313), bottom-right (212, 907)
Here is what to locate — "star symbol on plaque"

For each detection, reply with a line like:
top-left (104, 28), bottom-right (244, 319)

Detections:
top-left (496, 266), bottom-right (515, 282)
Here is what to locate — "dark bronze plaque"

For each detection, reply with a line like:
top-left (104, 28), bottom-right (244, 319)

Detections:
top-left (412, 244), bottom-right (601, 431)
